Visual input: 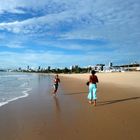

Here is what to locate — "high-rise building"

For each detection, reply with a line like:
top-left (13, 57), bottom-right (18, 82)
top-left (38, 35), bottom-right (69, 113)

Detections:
top-left (109, 62), bottom-right (113, 67)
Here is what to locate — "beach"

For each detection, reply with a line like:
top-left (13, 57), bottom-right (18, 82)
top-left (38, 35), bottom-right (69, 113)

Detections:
top-left (0, 72), bottom-right (140, 140)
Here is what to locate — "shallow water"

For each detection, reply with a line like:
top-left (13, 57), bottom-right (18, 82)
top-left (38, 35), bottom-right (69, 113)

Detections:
top-left (0, 72), bottom-right (40, 107)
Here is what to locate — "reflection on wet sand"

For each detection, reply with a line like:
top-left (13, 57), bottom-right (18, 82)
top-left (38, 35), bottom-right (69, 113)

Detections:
top-left (53, 96), bottom-right (61, 113)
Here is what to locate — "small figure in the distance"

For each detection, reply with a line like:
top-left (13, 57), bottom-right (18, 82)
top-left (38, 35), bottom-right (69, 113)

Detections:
top-left (53, 74), bottom-right (60, 95)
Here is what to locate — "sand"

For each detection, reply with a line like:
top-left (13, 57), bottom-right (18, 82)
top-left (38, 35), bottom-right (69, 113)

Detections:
top-left (0, 72), bottom-right (140, 140)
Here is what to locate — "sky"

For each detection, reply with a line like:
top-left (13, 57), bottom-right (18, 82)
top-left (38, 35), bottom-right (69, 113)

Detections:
top-left (0, 0), bottom-right (140, 69)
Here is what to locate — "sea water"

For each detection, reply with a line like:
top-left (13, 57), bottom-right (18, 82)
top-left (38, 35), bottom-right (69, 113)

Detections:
top-left (0, 72), bottom-right (36, 107)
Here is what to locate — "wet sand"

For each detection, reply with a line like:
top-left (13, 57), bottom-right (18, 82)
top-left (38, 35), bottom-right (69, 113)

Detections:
top-left (60, 72), bottom-right (140, 140)
top-left (0, 72), bottom-right (140, 140)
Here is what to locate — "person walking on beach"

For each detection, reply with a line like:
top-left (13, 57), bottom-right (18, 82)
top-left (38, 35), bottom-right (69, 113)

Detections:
top-left (53, 74), bottom-right (60, 95)
top-left (87, 70), bottom-right (98, 106)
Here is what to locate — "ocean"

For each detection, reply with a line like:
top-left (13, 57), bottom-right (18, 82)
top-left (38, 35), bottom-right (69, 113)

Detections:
top-left (0, 72), bottom-right (37, 107)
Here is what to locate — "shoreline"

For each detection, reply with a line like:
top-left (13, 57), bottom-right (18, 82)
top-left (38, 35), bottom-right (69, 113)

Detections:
top-left (0, 87), bottom-right (31, 107)
top-left (0, 72), bottom-right (54, 108)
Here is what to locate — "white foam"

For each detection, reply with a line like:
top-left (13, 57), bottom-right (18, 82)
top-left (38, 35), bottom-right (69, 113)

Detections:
top-left (0, 88), bottom-right (32, 107)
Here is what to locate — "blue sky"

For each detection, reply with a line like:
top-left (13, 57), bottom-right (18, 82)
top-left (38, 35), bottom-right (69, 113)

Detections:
top-left (0, 0), bottom-right (140, 69)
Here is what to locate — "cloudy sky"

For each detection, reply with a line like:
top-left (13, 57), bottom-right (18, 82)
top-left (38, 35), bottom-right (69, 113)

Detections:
top-left (0, 0), bottom-right (140, 68)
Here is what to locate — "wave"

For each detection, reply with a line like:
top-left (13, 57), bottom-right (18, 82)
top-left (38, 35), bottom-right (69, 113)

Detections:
top-left (0, 88), bottom-right (32, 107)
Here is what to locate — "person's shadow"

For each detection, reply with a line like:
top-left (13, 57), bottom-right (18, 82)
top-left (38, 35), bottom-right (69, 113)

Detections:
top-left (97, 97), bottom-right (140, 106)
top-left (53, 96), bottom-right (61, 112)
top-left (62, 91), bottom-right (87, 95)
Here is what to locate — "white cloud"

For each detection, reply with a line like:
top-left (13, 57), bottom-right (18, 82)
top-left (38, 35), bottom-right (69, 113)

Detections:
top-left (0, 0), bottom-right (77, 14)
top-left (0, 0), bottom-right (41, 13)
top-left (0, 0), bottom-right (139, 41)
top-left (1, 48), bottom-right (139, 69)
top-left (0, 50), bottom-right (109, 68)
top-left (0, 0), bottom-right (139, 67)
top-left (6, 43), bottom-right (25, 49)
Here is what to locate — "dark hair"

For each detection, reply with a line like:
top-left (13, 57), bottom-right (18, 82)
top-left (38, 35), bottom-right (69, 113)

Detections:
top-left (91, 70), bottom-right (96, 75)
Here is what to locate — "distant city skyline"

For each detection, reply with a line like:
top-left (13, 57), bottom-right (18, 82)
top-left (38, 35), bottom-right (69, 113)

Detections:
top-left (0, 0), bottom-right (140, 68)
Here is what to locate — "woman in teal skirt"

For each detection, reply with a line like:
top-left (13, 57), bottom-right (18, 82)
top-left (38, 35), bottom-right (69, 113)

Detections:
top-left (87, 70), bottom-right (99, 106)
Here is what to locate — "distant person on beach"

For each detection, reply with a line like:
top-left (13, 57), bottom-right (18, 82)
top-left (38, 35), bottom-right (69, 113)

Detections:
top-left (87, 70), bottom-right (99, 106)
top-left (53, 74), bottom-right (60, 95)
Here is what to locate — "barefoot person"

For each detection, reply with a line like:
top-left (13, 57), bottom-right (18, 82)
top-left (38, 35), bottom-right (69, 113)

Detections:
top-left (53, 74), bottom-right (60, 95)
top-left (87, 70), bottom-right (99, 106)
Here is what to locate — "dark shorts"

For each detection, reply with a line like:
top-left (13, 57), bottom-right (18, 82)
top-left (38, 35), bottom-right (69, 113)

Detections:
top-left (54, 84), bottom-right (58, 90)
